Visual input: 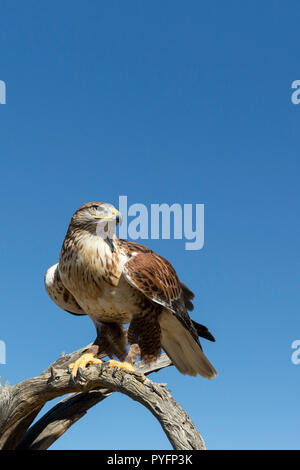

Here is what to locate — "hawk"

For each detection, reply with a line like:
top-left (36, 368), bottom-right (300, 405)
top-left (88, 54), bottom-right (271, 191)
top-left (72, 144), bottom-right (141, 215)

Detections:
top-left (45, 202), bottom-right (217, 379)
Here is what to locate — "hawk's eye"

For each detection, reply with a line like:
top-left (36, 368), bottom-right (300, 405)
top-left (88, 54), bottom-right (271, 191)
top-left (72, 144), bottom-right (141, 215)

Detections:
top-left (91, 205), bottom-right (106, 214)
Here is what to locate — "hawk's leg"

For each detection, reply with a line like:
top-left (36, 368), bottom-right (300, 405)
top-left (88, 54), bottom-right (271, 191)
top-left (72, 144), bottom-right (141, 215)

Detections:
top-left (93, 322), bottom-right (136, 374)
top-left (127, 308), bottom-right (162, 365)
top-left (104, 333), bottom-right (138, 374)
top-left (105, 344), bottom-right (140, 375)
top-left (125, 343), bottom-right (141, 365)
top-left (68, 321), bottom-right (127, 380)
top-left (106, 344), bottom-right (140, 375)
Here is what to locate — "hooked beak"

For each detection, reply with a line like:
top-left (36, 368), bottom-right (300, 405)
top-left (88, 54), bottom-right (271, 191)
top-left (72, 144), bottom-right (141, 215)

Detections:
top-left (92, 208), bottom-right (122, 224)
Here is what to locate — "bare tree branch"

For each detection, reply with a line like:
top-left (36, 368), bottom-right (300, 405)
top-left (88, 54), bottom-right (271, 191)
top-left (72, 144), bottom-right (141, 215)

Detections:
top-left (0, 346), bottom-right (205, 450)
top-left (15, 353), bottom-right (172, 450)
top-left (16, 390), bottom-right (112, 450)
top-left (1, 407), bottom-right (43, 450)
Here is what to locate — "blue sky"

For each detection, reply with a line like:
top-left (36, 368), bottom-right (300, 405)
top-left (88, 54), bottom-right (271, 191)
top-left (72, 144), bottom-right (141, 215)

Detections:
top-left (0, 0), bottom-right (300, 450)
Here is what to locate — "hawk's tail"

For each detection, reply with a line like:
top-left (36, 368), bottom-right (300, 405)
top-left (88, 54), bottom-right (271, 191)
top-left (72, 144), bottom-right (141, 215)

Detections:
top-left (159, 309), bottom-right (217, 379)
top-left (192, 320), bottom-right (216, 342)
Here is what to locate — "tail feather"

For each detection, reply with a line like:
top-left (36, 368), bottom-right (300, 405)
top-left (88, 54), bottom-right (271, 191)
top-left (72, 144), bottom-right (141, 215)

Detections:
top-left (159, 309), bottom-right (217, 379)
top-left (180, 282), bottom-right (195, 311)
top-left (192, 320), bottom-right (216, 342)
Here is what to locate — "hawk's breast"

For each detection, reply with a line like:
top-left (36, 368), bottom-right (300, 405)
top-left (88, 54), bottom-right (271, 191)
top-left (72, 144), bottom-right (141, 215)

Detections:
top-left (58, 234), bottom-right (146, 324)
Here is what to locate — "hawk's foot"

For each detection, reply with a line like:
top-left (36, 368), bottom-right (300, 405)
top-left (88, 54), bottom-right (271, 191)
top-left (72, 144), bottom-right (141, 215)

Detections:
top-left (68, 353), bottom-right (103, 381)
top-left (108, 360), bottom-right (135, 377)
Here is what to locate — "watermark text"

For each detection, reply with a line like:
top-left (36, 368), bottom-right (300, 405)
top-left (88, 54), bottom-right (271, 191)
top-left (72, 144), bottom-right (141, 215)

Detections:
top-left (291, 80), bottom-right (300, 104)
top-left (0, 340), bottom-right (6, 364)
top-left (291, 340), bottom-right (300, 365)
top-left (117, 196), bottom-right (204, 251)
top-left (0, 80), bottom-right (6, 104)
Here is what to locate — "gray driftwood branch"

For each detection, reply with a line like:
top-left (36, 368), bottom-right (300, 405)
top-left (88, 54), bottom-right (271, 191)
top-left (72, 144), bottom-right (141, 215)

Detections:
top-left (0, 346), bottom-right (206, 450)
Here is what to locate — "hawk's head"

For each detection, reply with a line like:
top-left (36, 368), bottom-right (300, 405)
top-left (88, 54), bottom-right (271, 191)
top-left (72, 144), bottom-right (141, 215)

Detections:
top-left (70, 202), bottom-right (122, 235)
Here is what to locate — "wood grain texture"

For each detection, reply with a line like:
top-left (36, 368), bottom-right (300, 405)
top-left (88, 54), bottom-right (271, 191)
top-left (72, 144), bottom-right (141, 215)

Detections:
top-left (0, 345), bottom-right (205, 450)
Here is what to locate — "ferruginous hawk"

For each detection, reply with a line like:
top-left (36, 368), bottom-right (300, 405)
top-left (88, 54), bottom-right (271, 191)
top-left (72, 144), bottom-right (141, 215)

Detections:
top-left (45, 202), bottom-right (217, 379)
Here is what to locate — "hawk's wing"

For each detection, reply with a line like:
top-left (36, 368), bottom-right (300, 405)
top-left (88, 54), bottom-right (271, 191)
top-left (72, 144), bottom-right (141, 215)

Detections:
top-left (180, 282), bottom-right (194, 311)
top-left (122, 248), bottom-right (217, 378)
top-left (123, 250), bottom-right (198, 338)
top-left (45, 263), bottom-right (87, 316)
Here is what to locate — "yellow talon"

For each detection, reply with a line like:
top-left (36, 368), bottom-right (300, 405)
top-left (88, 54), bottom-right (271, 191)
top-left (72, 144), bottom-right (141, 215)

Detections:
top-left (108, 360), bottom-right (135, 373)
top-left (69, 353), bottom-right (103, 377)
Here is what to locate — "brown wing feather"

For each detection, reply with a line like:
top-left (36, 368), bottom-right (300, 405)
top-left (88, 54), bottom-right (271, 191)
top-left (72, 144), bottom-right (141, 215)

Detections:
top-left (180, 282), bottom-right (194, 311)
top-left (122, 248), bottom-right (217, 378)
top-left (122, 250), bottom-right (200, 344)
top-left (123, 252), bottom-right (182, 310)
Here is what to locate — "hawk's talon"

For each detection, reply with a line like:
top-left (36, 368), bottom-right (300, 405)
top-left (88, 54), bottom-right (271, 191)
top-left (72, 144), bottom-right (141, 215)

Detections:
top-left (77, 367), bottom-right (86, 380)
top-left (68, 353), bottom-right (103, 379)
top-left (99, 362), bottom-right (106, 375)
top-left (107, 360), bottom-right (135, 375)
top-left (70, 373), bottom-right (76, 384)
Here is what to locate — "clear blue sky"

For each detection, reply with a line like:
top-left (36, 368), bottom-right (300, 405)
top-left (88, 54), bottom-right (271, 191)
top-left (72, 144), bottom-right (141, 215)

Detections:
top-left (1, 0), bottom-right (299, 450)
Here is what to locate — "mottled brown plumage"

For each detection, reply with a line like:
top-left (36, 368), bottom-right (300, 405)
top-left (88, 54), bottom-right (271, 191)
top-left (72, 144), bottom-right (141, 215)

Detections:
top-left (45, 202), bottom-right (217, 378)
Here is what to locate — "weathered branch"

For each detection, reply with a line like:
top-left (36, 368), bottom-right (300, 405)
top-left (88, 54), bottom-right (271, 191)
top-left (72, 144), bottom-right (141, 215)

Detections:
top-left (16, 390), bottom-right (113, 450)
top-left (0, 346), bottom-right (205, 450)
top-left (15, 353), bottom-right (172, 450)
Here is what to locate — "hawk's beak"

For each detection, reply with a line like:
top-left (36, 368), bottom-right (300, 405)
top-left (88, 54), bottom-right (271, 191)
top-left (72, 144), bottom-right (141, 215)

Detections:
top-left (112, 208), bottom-right (122, 225)
top-left (115, 212), bottom-right (122, 225)
top-left (92, 208), bottom-right (122, 224)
